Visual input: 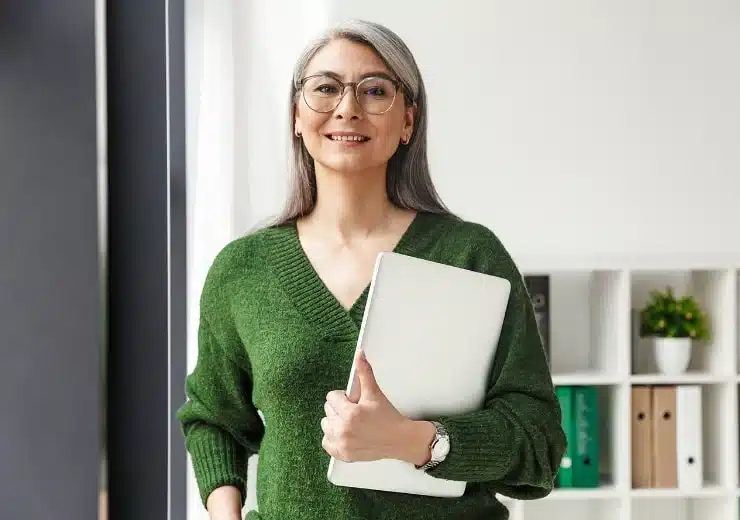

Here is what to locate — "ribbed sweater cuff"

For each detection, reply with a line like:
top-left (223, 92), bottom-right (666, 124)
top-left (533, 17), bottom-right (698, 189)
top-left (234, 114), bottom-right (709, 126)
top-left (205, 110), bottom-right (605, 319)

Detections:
top-left (187, 426), bottom-right (248, 508)
top-left (427, 408), bottom-right (516, 482)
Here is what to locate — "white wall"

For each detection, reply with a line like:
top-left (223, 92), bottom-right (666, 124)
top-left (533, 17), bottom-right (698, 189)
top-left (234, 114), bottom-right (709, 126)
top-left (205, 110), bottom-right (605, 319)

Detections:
top-left (185, 1), bottom-right (740, 518)
top-left (230, 0), bottom-right (740, 262)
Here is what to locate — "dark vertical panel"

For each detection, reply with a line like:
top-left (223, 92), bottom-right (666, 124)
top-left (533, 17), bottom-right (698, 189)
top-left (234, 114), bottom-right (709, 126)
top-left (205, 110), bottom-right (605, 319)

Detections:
top-left (0, 1), bottom-right (101, 519)
top-left (106, 0), bottom-right (183, 517)
top-left (106, 0), bottom-right (188, 517)
top-left (168, 1), bottom-right (188, 519)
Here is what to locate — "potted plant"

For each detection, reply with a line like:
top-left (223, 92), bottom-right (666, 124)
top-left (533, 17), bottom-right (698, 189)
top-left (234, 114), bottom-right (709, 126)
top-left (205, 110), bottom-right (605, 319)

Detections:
top-left (639, 287), bottom-right (710, 374)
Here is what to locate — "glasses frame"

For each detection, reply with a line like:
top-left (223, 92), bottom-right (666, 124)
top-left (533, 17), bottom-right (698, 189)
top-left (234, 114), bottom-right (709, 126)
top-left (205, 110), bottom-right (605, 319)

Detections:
top-left (298, 73), bottom-right (411, 115)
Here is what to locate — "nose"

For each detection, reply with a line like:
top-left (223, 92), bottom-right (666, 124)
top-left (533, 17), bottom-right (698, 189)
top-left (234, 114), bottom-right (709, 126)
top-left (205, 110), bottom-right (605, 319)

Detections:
top-left (333, 85), bottom-right (362, 120)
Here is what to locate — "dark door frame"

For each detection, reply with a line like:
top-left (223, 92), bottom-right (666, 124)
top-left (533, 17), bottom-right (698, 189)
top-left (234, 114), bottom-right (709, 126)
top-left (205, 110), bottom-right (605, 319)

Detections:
top-left (106, 1), bottom-right (187, 518)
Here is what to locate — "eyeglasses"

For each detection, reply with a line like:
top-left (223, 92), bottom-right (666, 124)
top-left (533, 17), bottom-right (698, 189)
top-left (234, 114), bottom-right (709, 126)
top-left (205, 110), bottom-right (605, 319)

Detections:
top-left (298, 73), bottom-right (407, 115)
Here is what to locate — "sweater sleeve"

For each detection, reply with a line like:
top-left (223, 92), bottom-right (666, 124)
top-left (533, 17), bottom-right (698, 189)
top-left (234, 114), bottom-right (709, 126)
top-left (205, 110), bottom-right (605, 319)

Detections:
top-left (424, 231), bottom-right (567, 500)
top-left (176, 249), bottom-right (265, 509)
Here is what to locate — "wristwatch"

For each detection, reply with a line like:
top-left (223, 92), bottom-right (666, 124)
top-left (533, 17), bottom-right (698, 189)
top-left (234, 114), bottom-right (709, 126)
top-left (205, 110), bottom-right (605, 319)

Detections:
top-left (416, 421), bottom-right (450, 472)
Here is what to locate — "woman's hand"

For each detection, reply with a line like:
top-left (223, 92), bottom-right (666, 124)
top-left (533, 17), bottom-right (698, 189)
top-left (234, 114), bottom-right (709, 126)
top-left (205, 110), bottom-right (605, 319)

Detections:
top-left (321, 350), bottom-right (436, 466)
top-left (206, 485), bottom-right (243, 520)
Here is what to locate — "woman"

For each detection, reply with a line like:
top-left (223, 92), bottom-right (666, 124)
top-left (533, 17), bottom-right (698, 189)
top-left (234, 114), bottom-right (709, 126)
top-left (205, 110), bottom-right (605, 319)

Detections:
top-left (178, 19), bottom-right (566, 520)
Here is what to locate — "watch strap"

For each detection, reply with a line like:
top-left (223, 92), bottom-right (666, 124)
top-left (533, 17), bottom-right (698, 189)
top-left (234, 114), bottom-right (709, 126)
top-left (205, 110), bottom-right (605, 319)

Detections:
top-left (416, 421), bottom-right (448, 471)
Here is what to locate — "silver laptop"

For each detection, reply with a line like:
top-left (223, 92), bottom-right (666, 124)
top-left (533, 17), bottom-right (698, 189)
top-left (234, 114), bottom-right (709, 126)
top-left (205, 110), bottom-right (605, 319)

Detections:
top-left (326, 251), bottom-right (512, 497)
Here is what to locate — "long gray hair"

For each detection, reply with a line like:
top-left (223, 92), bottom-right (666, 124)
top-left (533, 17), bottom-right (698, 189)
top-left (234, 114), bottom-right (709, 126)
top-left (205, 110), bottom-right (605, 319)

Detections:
top-left (269, 19), bottom-right (451, 227)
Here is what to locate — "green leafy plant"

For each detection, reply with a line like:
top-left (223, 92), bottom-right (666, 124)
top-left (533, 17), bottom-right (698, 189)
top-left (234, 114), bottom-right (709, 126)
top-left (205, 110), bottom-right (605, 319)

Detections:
top-left (639, 286), bottom-right (710, 340)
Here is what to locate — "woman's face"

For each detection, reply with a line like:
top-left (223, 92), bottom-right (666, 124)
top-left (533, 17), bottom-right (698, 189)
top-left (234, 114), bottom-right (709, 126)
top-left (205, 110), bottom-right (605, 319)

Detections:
top-left (294, 38), bottom-right (415, 176)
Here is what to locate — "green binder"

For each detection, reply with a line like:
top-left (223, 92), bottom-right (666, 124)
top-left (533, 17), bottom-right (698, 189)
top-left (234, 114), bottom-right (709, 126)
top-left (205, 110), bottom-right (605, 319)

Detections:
top-left (572, 386), bottom-right (600, 487)
top-left (554, 386), bottom-right (575, 487)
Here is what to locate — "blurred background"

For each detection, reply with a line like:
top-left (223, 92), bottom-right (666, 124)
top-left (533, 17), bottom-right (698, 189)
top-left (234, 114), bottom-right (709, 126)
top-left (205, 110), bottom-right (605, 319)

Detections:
top-left (1, 1), bottom-right (738, 520)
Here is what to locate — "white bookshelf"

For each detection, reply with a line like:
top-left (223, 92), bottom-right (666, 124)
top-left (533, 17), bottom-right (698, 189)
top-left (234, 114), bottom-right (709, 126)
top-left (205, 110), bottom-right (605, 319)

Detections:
top-left (501, 258), bottom-right (740, 520)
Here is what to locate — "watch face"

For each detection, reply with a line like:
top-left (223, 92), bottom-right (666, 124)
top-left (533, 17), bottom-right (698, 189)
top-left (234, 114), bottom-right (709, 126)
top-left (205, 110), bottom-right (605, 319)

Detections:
top-left (432, 436), bottom-right (450, 459)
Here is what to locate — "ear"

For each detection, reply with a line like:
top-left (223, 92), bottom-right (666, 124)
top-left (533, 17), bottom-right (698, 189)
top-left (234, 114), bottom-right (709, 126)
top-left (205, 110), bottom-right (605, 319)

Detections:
top-left (293, 98), bottom-right (303, 137)
top-left (402, 104), bottom-right (416, 140)
top-left (294, 111), bottom-right (303, 138)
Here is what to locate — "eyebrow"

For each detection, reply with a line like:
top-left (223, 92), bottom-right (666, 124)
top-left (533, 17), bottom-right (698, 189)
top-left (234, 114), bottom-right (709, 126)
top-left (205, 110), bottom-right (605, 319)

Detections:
top-left (309, 70), bottom-right (398, 83)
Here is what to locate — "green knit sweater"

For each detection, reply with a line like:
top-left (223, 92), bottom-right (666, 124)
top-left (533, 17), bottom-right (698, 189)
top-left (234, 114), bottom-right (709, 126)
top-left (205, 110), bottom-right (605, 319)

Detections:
top-left (177, 211), bottom-right (566, 520)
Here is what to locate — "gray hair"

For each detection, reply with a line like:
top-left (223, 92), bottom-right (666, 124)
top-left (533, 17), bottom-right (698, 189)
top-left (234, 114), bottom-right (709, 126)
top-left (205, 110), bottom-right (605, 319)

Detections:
top-left (269, 19), bottom-right (452, 227)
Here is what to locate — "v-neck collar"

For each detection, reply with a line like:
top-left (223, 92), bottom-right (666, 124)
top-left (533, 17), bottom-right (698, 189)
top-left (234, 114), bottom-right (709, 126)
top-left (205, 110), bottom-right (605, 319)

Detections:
top-left (267, 211), bottom-right (430, 341)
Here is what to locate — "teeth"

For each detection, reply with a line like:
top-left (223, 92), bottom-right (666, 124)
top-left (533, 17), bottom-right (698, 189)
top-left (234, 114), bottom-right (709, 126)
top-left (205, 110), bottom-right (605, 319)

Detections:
top-left (330, 135), bottom-right (368, 142)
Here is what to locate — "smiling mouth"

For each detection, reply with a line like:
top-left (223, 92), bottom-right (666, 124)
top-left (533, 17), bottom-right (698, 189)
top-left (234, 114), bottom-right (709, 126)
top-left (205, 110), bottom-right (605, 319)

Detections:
top-left (326, 134), bottom-right (371, 142)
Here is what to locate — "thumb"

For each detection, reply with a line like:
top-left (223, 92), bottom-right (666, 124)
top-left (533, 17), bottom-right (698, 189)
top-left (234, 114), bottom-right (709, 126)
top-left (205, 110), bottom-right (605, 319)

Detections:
top-left (355, 350), bottom-right (381, 400)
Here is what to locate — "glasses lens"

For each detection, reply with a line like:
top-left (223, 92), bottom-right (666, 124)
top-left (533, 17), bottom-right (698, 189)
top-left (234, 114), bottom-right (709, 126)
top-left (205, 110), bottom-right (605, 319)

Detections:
top-left (302, 75), bottom-right (343, 113)
top-left (356, 77), bottom-right (397, 114)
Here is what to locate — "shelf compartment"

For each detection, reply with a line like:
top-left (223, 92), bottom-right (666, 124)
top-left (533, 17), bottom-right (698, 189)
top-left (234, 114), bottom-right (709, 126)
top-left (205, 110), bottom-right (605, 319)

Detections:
top-left (630, 269), bottom-right (736, 377)
top-left (536, 270), bottom-right (629, 380)
top-left (700, 382), bottom-right (735, 490)
top-left (521, 498), bottom-right (626, 520)
top-left (628, 383), bottom-right (734, 492)
top-left (631, 496), bottom-right (735, 520)
top-left (552, 384), bottom-right (629, 494)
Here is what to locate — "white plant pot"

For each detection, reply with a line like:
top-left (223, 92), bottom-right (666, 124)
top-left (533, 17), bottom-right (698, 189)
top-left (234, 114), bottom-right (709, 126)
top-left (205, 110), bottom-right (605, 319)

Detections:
top-left (653, 337), bottom-right (692, 375)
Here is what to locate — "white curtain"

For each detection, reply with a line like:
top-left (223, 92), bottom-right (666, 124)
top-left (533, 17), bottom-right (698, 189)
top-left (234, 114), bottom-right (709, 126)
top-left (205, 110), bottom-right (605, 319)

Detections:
top-left (186, 2), bottom-right (240, 519)
top-left (184, 1), bottom-right (331, 518)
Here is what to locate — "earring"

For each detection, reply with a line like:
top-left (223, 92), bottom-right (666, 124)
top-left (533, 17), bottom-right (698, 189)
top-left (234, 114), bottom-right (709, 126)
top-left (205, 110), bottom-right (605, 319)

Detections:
top-left (401, 135), bottom-right (410, 145)
top-left (295, 130), bottom-right (302, 138)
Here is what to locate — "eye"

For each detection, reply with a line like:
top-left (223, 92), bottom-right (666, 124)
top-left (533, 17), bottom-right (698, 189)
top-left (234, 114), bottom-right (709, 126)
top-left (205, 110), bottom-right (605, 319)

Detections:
top-left (364, 87), bottom-right (387, 97)
top-left (358, 77), bottom-right (395, 99)
top-left (315, 84), bottom-right (339, 95)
